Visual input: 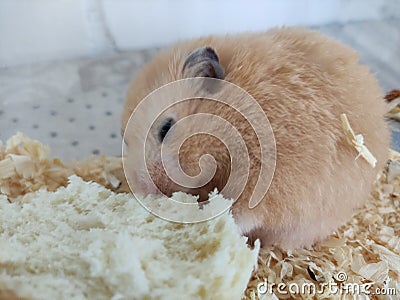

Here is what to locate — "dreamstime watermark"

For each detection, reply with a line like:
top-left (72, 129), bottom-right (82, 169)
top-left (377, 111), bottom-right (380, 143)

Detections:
top-left (122, 78), bottom-right (276, 223)
top-left (257, 272), bottom-right (397, 297)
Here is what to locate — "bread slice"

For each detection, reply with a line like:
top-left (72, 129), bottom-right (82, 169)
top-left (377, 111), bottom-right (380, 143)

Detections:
top-left (0, 176), bottom-right (259, 300)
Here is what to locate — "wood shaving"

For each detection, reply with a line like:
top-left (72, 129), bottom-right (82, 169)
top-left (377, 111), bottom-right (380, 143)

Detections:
top-left (245, 151), bottom-right (400, 300)
top-left (341, 113), bottom-right (377, 168)
top-left (385, 89), bottom-right (400, 121)
top-left (0, 132), bottom-right (128, 201)
top-left (386, 97), bottom-right (400, 121)
top-left (385, 90), bottom-right (400, 102)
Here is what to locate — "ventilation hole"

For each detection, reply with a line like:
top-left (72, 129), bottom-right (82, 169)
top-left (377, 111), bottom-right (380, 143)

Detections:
top-left (86, 104), bottom-right (92, 109)
top-left (32, 104), bottom-right (40, 109)
top-left (110, 133), bottom-right (117, 139)
top-left (71, 141), bottom-right (79, 146)
top-left (89, 125), bottom-right (95, 131)
top-left (67, 98), bottom-right (74, 103)
top-left (50, 132), bottom-right (58, 138)
top-left (69, 117), bottom-right (75, 123)
top-left (92, 149), bottom-right (100, 155)
top-left (50, 110), bottom-right (58, 116)
top-left (12, 117), bottom-right (18, 123)
top-left (105, 111), bottom-right (112, 116)
top-left (32, 124), bottom-right (39, 129)
top-left (102, 92), bottom-right (108, 97)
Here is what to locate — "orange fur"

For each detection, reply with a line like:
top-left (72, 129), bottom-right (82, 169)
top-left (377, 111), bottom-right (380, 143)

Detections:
top-left (122, 27), bottom-right (391, 249)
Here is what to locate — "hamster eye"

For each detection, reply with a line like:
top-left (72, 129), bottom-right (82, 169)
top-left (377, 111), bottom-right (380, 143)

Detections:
top-left (158, 118), bottom-right (175, 142)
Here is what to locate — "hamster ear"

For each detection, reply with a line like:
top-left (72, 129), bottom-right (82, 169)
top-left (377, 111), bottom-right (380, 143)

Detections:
top-left (182, 47), bottom-right (225, 79)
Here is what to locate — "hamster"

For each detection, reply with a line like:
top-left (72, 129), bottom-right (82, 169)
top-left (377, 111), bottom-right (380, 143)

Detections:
top-left (121, 27), bottom-right (391, 249)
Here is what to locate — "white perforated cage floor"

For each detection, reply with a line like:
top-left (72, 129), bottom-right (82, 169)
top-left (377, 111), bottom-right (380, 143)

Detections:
top-left (0, 19), bottom-right (399, 161)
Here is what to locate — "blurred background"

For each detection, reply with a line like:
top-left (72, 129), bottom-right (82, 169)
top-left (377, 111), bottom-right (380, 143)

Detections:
top-left (0, 0), bottom-right (399, 160)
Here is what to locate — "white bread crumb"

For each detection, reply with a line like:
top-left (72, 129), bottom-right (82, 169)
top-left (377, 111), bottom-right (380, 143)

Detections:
top-left (0, 176), bottom-right (259, 300)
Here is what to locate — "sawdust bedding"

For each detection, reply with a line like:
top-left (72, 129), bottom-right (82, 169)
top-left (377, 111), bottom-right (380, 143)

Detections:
top-left (0, 131), bottom-right (399, 300)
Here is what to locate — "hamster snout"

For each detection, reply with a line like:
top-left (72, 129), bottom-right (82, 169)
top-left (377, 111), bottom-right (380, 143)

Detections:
top-left (122, 27), bottom-right (391, 249)
top-left (147, 130), bottom-right (232, 202)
